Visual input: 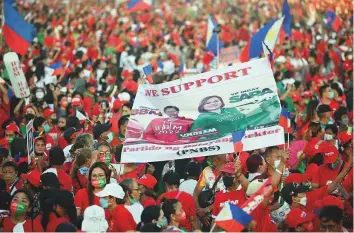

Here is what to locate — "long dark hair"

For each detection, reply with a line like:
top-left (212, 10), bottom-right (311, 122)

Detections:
top-left (161, 198), bottom-right (179, 223)
top-left (305, 122), bottom-right (322, 141)
top-left (87, 162), bottom-right (110, 205)
top-left (197, 95), bottom-right (225, 113)
top-left (70, 147), bottom-right (91, 180)
top-left (305, 100), bottom-right (319, 123)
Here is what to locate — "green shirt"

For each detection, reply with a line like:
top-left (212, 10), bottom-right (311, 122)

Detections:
top-left (276, 81), bottom-right (296, 113)
top-left (191, 107), bottom-right (247, 140)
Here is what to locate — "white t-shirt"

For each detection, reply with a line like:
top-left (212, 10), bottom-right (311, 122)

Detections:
top-left (179, 179), bottom-right (197, 196)
top-left (125, 203), bottom-right (144, 224)
top-left (63, 144), bottom-right (73, 163)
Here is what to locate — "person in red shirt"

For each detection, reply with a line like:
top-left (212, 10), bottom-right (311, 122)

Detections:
top-left (157, 172), bottom-right (200, 231)
top-left (285, 208), bottom-right (316, 232)
top-left (319, 85), bottom-right (340, 111)
top-left (32, 117), bottom-right (55, 152)
top-left (2, 161), bottom-right (23, 196)
top-left (143, 106), bottom-right (194, 144)
top-left (303, 122), bottom-right (325, 159)
top-left (36, 190), bottom-right (77, 232)
top-left (0, 83), bottom-right (10, 138)
top-left (137, 174), bottom-right (157, 207)
top-left (112, 115), bottom-right (129, 148)
top-left (2, 189), bottom-right (44, 232)
top-left (74, 162), bottom-right (111, 216)
top-left (211, 162), bottom-right (247, 220)
top-left (44, 147), bottom-right (73, 192)
top-left (71, 148), bottom-right (92, 194)
top-left (42, 107), bottom-right (60, 143)
top-left (110, 99), bottom-right (123, 135)
top-left (96, 183), bottom-right (137, 232)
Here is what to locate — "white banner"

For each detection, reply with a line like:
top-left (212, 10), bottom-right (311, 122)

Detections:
top-left (4, 52), bottom-right (30, 98)
top-left (122, 58), bottom-right (284, 162)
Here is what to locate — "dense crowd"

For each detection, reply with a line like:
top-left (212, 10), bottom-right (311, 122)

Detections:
top-left (0, 0), bottom-right (353, 232)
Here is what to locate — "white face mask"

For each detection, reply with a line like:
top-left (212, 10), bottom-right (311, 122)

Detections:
top-left (274, 159), bottom-right (281, 169)
top-left (299, 196), bottom-right (307, 206)
top-left (324, 134), bottom-right (334, 141)
top-left (36, 91), bottom-right (44, 99)
top-left (106, 132), bottom-right (113, 144)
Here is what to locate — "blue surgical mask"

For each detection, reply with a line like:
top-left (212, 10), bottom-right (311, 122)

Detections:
top-left (329, 91), bottom-right (335, 99)
top-left (79, 167), bottom-right (89, 175)
top-left (43, 124), bottom-right (50, 133)
top-left (156, 216), bottom-right (168, 229)
top-left (99, 198), bottom-right (109, 209)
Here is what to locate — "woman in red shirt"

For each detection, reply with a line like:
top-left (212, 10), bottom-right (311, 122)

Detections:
top-left (74, 162), bottom-right (111, 216)
top-left (137, 174), bottom-right (157, 207)
top-left (37, 190), bottom-right (77, 232)
top-left (70, 148), bottom-right (92, 194)
top-left (2, 189), bottom-right (43, 232)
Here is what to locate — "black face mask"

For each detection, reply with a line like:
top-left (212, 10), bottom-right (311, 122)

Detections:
top-left (59, 126), bottom-right (66, 131)
top-left (51, 119), bottom-right (58, 125)
top-left (222, 176), bottom-right (234, 188)
top-left (25, 113), bottom-right (35, 121)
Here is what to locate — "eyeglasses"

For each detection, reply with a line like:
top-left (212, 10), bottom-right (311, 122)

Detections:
top-left (99, 151), bottom-right (111, 156)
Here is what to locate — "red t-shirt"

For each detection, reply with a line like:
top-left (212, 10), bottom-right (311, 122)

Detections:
top-left (328, 100), bottom-right (340, 112)
top-left (35, 212), bottom-right (69, 232)
top-left (305, 163), bottom-right (319, 181)
top-left (74, 188), bottom-right (100, 214)
top-left (157, 190), bottom-right (196, 231)
top-left (108, 205), bottom-right (136, 232)
top-left (46, 168), bottom-right (73, 192)
top-left (251, 204), bottom-right (278, 232)
top-left (2, 217), bottom-right (44, 232)
top-left (73, 170), bottom-right (88, 194)
top-left (141, 196), bottom-right (156, 207)
top-left (212, 189), bottom-right (247, 217)
top-left (304, 185), bottom-right (329, 212)
top-left (312, 163), bottom-right (347, 187)
top-left (0, 102), bottom-right (10, 137)
top-left (342, 168), bottom-right (353, 194)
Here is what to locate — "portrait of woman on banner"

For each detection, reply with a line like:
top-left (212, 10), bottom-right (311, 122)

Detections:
top-left (190, 95), bottom-right (248, 140)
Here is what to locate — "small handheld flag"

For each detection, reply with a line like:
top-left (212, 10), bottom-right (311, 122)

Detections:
top-left (279, 108), bottom-right (291, 133)
top-left (282, 0), bottom-right (292, 37)
top-left (232, 130), bottom-right (246, 153)
top-left (324, 10), bottom-right (342, 32)
top-left (143, 64), bottom-right (153, 84)
top-left (215, 202), bottom-right (253, 232)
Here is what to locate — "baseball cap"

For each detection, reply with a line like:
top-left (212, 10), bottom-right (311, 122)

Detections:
top-left (137, 174), bottom-right (157, 189)
top-left (82, 205), bottom-right (108, 232)
top-left (117, 92), bottom-right (131, 103)
top-left (93, 123), bottom-right (112, 140)
top-left (122, 70), bottom-right (134, 78)
top-left (220, 162), bottom-right (235, 174)
top-left (285, 173), bottom-right (310, 184)
top-left (43, 108), bottom-right (55, 119)
top-left (318, 142), bottom-right (339, 164)
top-left (113, 99), bottom-right (123, 110)
top-left (338, 131), bottom-right (352, 145)
top-left (286, 208), bottom-right (315, 228)
top-left (246, 179), bottom-right (267, 197)
top-left (40, 172), bottom-right (60, 188)
top-left (303, 138), bottom-right (323, 159)
top-left (281, 182), bottom-right (310, 205)
top-left (52, 190), bottom-right (75, 209)
top-left (313, 195), bottom-right (344, 210)
top-left (302, 91), bottom-right (313, 98)
top-left (122, 80), bottom-right (138, 93)
top-left (292, 93), bottom-right (301, 103)
top-left (21, 169), bottom-right (41, 188)
top-left (71, 97), bottom-right (83, 106)
top-left (96, 183), bottom-right (125, 199)
top-left (34, 136), bottom-right (46, 143)
top-left (6, 123), bottom-right (20, 135)
top-left (317, 104), bottom-right (332, 114)
top-left (64, 127), bottom-right (82, 143)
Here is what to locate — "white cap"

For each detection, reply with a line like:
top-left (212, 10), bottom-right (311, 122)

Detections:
top-left (246, 179), bottom-right (267, 197)
top-left (82, 205), bottom-right (108, 233)
top-left (95, 183), bottom-right (125, 199)
top-left (118, 92), bottom-right (131, 102)
top-left (275, 56), bottom-right (286, 63)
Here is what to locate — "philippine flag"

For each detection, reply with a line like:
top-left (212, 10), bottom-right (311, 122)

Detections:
top-left (178, 63), bottom-right (186, 77)
top-left (324, 10), bottom-right (342, 32)
top-left (279, 108), bottom-right (291, 133)
top-left (3, 1), bottom-right (36, 55)
top-left (232, 130), bottom-right (246, 153)
top-left (282, 0), bottom-right (292, 38)
top-left (240, 17), bottom-right (284, 62)
top-left (127, 0), bottom-right (151, 12)
top-left (206, 16), bottom-right (224, 56)
top-left (143, 64), bottom-right (153, 84)
top-left (215, 202), bottom-right (253, 232)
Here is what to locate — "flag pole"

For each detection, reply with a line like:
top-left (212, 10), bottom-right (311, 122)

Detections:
top-left (210, 223), bottom-right (216, 232)
top-left (213, 24), bottom-right (221, 68)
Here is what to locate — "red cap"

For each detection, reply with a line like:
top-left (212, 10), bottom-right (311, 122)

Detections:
top-left (292, 93), bottom-right (301, 103)
top-left (137, 174), bottom-right (157, 189)
top-left (122, 70), bottom-right (134, 78)
top-left (302, 91), bottom-right (313, 98)
top-left (6, 123), bottom-right (20, 135)
top-left (71, 97), bottom-right (83, 106)
top-left (220, 162), bottom-right (235, 174)
top-left (43, 108), bottom-right (55, 119)
top-left (286, 208), bottom-right (315, 228)
top-left (113, 99), bottom-right (123, 110)
top-left (285, 173), bottom-right (309, 184)
top-left (319, 142), bottom-right (339, 164)
top-left (34, 136), bottom-right (46, 143)
top-left (338, 131), bottom-right (352, 146)
top-left (303, 138), bottom-right (323, 159)
top-left (20, 170), bottom-right (41, 188)
top-left (123, 80), bottom-right (138, 93)
top-left (314, 195), bottom-right (344, 210)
